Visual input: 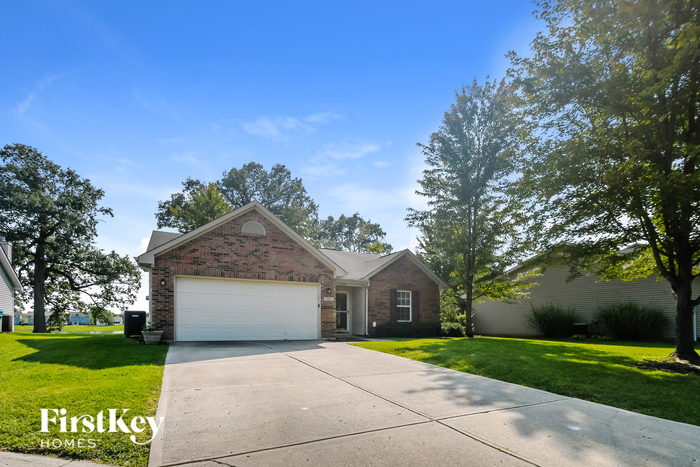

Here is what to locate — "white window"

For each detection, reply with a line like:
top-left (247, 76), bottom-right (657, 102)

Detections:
top-left (397, 290), bottom-right (411, 322)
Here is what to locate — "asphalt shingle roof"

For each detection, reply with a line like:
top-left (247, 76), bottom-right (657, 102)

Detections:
top-left (146, 231), bottom-right (182, 252)
top-left (319, 248), bottom-right (400, 281)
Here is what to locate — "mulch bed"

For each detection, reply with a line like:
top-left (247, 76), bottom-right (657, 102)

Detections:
top-left (636, 359), bottom-right (700, 376)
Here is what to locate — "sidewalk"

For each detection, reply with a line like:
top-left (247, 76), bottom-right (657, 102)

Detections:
top-left (0, 451), bottom-right (117, 467)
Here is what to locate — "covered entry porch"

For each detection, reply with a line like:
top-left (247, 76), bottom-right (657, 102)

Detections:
top-left (335, 282), bottom-right (368, 337)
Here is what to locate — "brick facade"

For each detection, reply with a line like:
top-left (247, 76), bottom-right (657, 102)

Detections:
top-left (150, 209), bottom-right (336, 340)
top-left (367, 255), bottom-right (440, 326)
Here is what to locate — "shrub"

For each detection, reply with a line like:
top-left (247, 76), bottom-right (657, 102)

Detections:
top-left (440, 289), bottom-right (468, 336)
top-left (596, 303), bottom-right (668, 341)
top-left (373, 322), bottom-right (442, 338)
top-left (528, 304), bottom-right (579, 338)
top-left (441, 321), bottom-right (465, 337)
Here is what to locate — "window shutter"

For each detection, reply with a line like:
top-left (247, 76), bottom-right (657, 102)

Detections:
top-left (412, 290), bottom-right (419, 322)
top-left (389, 289), bottom-right (397, 322)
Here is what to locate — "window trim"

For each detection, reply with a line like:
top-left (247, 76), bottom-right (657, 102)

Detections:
top-left (396, 290), bottom-right (412, 322)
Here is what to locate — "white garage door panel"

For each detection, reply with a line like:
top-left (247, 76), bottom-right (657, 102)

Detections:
top-left (175, 277), bottom-right (319, 341)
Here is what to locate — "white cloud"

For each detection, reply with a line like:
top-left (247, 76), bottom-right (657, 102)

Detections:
top-left (299, 158), bottom-right (345, 180)
top-left (16, 93), bottom-right (35, 114)
top-left (137, 237), bottom-right (150, 254)
top-left (304, 111), bottom-right (344, 124)
top-left (373, 161), bottom-right (391, 168)
top-left (243, 116), bottom-right (312, 141)
top-left (16, 74), bottom-right (58, 115)
top-left (242, 111), bottom-right (343, 141)
top-left (157, 138), bottom-right (186, 144)
top-left (322, 141), bottom-right (383, 159)
top-left (171, 150), bottom-right (202, 165)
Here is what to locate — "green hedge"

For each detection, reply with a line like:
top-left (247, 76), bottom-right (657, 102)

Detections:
top-left (528, 304), bottom-right (579, 338)
top-left (373, 322), bottom-right (442, 338)
top-left (596, 303), bottom-right (668, 341)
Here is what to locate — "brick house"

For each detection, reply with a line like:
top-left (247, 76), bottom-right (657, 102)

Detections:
top-left (136, 201), bottom-right (446, 341)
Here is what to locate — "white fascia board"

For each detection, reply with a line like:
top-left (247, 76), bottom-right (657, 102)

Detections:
top-left (337, 278), bottom-right (370, 287)
top-left (136, 201), bottom-right (347, 277)
top-left (505, 263), bottom-right (525, 275)
top-left (0, 248), bottom-right (22, 292)
top-left (362, 250), bottom-right (448, 290)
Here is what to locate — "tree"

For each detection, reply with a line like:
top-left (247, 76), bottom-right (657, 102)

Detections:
top-left (510, 0), bottom-right (700, 361)
top-left (156, 162), bottom-right (318, 237)
top-left (158, 181), bottom-right (232, 233)
top-left (407, 79), bottom-right (537, 323)
top-left (311, 213), bottom-right (393, 254)
top-left (0, 144), bottom-right (141, 333)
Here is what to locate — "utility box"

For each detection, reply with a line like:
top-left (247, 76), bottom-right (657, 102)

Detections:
top-left (124, 310), bottom-right (147, 338)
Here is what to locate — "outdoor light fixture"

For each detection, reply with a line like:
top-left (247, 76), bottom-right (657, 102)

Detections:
top-left (326, 287), bottom-right (331, 295)
top-left (160, 279), bottom-right (166, 286)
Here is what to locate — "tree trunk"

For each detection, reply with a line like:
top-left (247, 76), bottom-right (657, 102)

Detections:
top-left (32, 241), bottom-right (47, 333)
top-left (670, 278), bottom-right (698, 362)
top-left (464, 276), bottom-right (474, 337)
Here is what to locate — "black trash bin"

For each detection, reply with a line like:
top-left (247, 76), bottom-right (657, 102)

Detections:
top-left (124, 310), bottom-right (147, 338)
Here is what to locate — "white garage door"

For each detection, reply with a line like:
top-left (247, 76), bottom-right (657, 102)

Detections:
top-left (175, 277), bottom-right (320, 341)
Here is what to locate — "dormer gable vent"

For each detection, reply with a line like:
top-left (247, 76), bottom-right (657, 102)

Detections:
top-left (242, 221), bottom-right (266, 236)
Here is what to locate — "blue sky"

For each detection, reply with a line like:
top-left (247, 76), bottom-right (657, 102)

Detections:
top-left (1, 1), bottom-right (543, 312)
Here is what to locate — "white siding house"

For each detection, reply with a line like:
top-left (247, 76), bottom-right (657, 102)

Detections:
top-left (473, 266), bottom-right (700, 341)
top-left (0, 237), bottom-right (22, 332)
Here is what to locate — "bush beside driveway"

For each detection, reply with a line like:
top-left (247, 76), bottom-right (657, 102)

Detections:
top-left (0, 327), bottom-right (167, 466)
top-left (353, 337), bottom-right (700, 426)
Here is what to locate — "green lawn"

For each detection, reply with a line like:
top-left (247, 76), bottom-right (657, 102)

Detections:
top-left (0, 327), bottom-right (167, 466)
top-left (13, 325), bottom-right (124, 334)
top-left (56, 325), bottom-right (124, 334)
top-left (353, 337), bottom-right (700, 426)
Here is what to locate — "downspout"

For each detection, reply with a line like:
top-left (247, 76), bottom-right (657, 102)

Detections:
top-left (148, 268), bottom-right (153, 326)
top-left (365, 283), bottom-right (370, 336)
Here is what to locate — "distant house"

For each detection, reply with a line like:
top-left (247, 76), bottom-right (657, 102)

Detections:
top-left (68, 312), bottom-right (91, 326)
top-left (0, 236), bottom-right (22, 333)
top-left (473, 263), bottom-right (700, 341)
top-left (26, 311), bottom-right (56, 326)
top-left (113, 315), bottom-right (123, 325)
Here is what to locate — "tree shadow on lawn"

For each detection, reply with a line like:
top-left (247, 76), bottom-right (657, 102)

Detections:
top-left (13, 334), bottom-right (167, 370)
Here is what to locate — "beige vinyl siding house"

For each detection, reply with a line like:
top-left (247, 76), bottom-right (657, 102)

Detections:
top-left (0, 236), bottom-right (22, 333)
top-left (473, 266), bottom-right (700, 340)
top-left (0, 261), bottom-right (15, 325)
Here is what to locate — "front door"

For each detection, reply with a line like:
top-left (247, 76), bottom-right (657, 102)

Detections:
top-left (336, 292), bottom-right (348, 332)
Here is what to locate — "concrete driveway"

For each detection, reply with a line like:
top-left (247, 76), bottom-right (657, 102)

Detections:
top-left (149, 341), bottom-right (699, 467)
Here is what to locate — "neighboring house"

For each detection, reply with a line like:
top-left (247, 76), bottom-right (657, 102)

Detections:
top-left (113, 315), bottom-right (123, 325)
top-left (136, 201), bottom-right (446, 342)
top-left (68, 312), bottom-right (91, 326)
top-left (473, 264), bottom-right (700, 341)
top-left (26, 311), bottom-right (53, 325)
top-left (0, 236), bottom-right (22, 333)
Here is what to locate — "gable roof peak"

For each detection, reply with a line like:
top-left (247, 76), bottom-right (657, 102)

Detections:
top-left (136, 201), bottom-right (347, 277)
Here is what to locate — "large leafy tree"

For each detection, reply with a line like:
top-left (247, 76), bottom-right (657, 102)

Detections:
top-left (158, 180), bottom-right (232, 233)
top-left (0, 144), bottom-right (141, 333)
top-left (157, 162), bottom-right (318, 237)
top-left (311, 213), bottom-right (393, 254)
top-left (407, 79), bottom-right (536, 321)
top-left (511, 0), bottom-right (700, 360)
